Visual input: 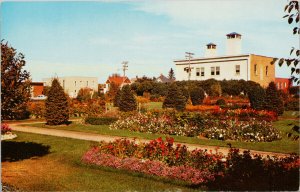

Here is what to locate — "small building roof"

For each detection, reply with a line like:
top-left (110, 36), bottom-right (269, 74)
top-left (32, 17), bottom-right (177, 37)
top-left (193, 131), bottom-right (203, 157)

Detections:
top-left (106, 75), bottom-right (131, 85)
top-left (206, 43), bottom-right (216, 46)
top-left (226, 32), bottom-right (241, 36)
top-left (156, 74), bottom-right (174, 83)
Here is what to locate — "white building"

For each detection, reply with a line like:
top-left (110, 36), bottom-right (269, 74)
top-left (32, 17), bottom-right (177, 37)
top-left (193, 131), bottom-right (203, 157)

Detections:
top-left (43, 76), bottom-right (98, 98)
top-left (174, 32), bottom-right (275, 87)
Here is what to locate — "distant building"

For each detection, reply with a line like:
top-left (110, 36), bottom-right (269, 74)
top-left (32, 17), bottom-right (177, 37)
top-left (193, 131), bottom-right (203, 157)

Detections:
top-left (103, 74), bottom-right (131, 93)
top-left (275, 78), bottom-right (292, 93)
top-left (30, 82), bottom-right (44, 97)
top-left (43, 76), bottom-right (98, 98)
top-left (174, 32), bottom-right (276, 87)
top-left (156, 74), bottom-right (174, 83)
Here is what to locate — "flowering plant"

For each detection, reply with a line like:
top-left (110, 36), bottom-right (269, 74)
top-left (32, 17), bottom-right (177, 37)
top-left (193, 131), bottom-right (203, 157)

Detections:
top-left (1, 123), bottom-right (12, 135)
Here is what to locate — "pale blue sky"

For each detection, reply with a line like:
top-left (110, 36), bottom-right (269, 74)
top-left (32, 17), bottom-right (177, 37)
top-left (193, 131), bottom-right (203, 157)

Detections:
top-left (1, 0), bottom-right (297, 83)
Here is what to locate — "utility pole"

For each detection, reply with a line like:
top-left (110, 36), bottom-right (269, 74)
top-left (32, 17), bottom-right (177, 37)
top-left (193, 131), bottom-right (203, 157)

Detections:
top-left (122, 61), bottom-right (128, 78)
top-left (185, 52), bottom-right (194, 81)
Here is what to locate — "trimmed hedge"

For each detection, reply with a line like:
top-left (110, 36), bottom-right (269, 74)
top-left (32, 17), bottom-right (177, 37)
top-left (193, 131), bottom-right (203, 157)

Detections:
top-left (85, 117), bottom-right (118, 125)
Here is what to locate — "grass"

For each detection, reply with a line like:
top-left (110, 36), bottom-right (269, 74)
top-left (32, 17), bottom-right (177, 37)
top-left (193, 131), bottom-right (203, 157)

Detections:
top-left (2, 132), bottom-right (201, 191)
top-left (22, 118), bottom-right (299, 154)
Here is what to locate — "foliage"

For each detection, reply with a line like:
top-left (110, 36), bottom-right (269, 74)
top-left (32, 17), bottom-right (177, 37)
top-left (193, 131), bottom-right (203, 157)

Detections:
top-left (119, 85), bottom-right (137, 112)
top-left (163, 83), bottom-right (186, 111)
top-left (185, 105), bottom-right (220, 112)
top-left (209, 82), bottom-right (222, 97)
top-left (248, 85), bottom-right (266, 110)
top-left (264, 82), bottom-right (284, 115)
top-left (76, 88), bottom-right (92, 102)
top-left (1, 41), bottom-right (31, 120)
top-left (168, 68), bottom-right (175, 81)
top-left (285, 98), bottom-right (300, 111)
top-left (105, 82), bottom-right (120, 102)
top-left (210, 149), bottom-right (300, 191)
top-left (113, 89), bottom-right (122, 107)
top-left (45, 78), bottom-right (69, 125)
top-left (85, 117), bottom-right (118, 125)
top-left (189, 86), bottom-right (205, 105)
top-left (27, 101), bottom-right (45, 119)
top-left (1, 124), bottom-right (12, 135)
top-left (279, 0), bottom-right (300, 84)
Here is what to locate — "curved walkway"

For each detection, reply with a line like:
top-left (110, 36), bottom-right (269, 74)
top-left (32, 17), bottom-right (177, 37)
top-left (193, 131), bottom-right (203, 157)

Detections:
top-left (9, 122), bottom-right (290, 158)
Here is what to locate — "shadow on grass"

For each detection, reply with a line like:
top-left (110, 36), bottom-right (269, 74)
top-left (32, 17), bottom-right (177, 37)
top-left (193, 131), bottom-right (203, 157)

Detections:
top-left (1, 141), bottom-right (50, 162)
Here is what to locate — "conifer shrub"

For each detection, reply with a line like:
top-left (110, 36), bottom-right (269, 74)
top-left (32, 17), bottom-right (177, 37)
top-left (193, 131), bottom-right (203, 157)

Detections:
top-left (163, 83), bottom-right (186, 111)
top-left (248, 85), bottom-right (266, 110)
top-left (113, 89), bottom-right (122, 107)
top-left (118, 85), bottom-right (137, 112)
top-left (264, 82), bottom-right (284, 115)
top-left (45, 78), bottom-right (69, 125)
top-left (189, 86), bottom-right (205, 105)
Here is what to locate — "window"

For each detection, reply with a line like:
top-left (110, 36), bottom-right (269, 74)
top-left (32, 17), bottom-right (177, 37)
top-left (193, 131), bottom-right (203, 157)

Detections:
top-left (75, 81), bottom-right (76, 86)
top-left (235, 65), bottom-right (240, 75)
top-left (211, 67), bottom-right (215, 75)
top-left (87, 81), bottom-right (88, 86)
top-left (254, 64), bottom-right (257, 75)
top-left (284, 82), bottom-right (287, 88)
top-left (266, 66), bottom-right (268, 76)
top-left (216, 67), bottom-right (220, 75)
top-left (196, 68), bottom-right (200, 76)
top-left (201, 67), bottom-right (205, 76)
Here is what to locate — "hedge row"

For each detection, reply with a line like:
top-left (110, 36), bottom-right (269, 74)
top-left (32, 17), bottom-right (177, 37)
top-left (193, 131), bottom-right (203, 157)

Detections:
top-left (85, 117), bottom-right (118, 125)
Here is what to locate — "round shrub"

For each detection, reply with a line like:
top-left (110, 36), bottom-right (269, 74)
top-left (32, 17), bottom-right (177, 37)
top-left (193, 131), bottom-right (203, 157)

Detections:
top-left (216, 99), bottom-right (226, 106)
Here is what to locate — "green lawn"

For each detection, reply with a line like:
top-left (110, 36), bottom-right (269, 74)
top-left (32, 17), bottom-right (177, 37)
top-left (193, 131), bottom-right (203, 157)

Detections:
top-left (23, 118), bottom-right (299, 154)
top-left (144, 102), bottom-right (163, 110)
top-left (2, 132), bottom-right (200, 191)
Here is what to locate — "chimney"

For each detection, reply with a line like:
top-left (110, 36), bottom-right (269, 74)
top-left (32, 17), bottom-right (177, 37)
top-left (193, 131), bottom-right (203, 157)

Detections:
top-left (226, 32), bottom-right (242, 55)
top-left (205, 43), bottom-right (217, 57)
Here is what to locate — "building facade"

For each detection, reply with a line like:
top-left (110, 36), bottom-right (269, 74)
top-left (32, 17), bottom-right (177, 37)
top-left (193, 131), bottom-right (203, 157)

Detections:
top-left (174, 32), bottom-right (276, 87)
top-left (43, 76), bottom-right (98, 98)
top-left (103, 74), bottom-right (131, 93)
top-left (30, 82), bottom-right (44, 97)
top-left (275, 78), bottom-right (292, 93)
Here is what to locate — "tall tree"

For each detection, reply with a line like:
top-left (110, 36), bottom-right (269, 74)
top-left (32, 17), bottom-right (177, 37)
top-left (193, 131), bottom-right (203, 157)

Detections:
top-left (45, 78), bottom-right (69, 125)
top-left (113, 89), bottom-right (122, 107)
top-left (163, 83), bottom-right (186, 111)
top-left (1, 41), bottom-right (31, 120)
top-left (248, 85), bottom-right (266, 110)
top-left (105, 82), bottom-right (120, 102)
top-left (264, 82), bottom-right (284, 115)
top-left (118, 85), bottom-right (137, 112)
top-left (168, 68), bottom-right (175, 81)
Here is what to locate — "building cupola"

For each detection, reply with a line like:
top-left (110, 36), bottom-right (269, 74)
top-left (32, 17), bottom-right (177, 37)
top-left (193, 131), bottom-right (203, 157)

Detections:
top-left (226, 32), bottom-right (242, 55)
top-left (205, 43), bottom-right (217, 57)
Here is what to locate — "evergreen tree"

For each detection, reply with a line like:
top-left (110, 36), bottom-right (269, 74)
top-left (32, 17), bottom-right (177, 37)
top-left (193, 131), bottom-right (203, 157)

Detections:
top-left (45, 78), bottom-right (69, 125)
top-left (119, 85), bottom-right (137, 112)
top-left (248, 85), bottom-right (266, 110)
top-left (168, 68), bottom-right (175, 81)
top-left (113, 89), bottom-right (122, 107)
top-left (163, 83), bottom-right (186, 111)
top-left (264, 82), bottom-right (284, 115)
top-left (1, 41), bottom-right (31, 120)
top-left (190, 86), bottom-right (205, 105)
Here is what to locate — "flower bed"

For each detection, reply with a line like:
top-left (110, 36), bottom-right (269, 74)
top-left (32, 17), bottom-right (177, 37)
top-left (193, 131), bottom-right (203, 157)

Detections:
top-left (186, 105), bottom-right (220, 112)
top-left (1, 124), bottom-right (17, 140)
top-left (202, 120), bottom-right (281, 142)
top-left (82, 137), bottom-right (223, 185)
top-left (82, 138), bottom-right (300, 189)
top-left (110, 110), bottom-right (279, 142)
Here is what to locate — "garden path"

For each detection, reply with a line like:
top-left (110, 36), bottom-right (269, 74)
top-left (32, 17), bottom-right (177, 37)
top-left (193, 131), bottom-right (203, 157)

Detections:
top-left (9, 122), bottom-right (289, 158)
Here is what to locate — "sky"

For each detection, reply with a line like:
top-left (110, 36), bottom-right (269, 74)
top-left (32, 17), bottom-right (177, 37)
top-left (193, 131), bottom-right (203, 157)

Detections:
top-left (1, 0), bottom-right (298, 83)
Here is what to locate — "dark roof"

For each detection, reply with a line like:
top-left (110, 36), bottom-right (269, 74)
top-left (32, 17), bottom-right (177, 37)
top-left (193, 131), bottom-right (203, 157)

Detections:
top-left (206, 43), bottom-right (216, 46)
top-left (226, 32), bottom-right (241, 36)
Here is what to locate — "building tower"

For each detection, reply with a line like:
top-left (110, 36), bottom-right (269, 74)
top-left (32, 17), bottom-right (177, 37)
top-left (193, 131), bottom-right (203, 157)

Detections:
top-left (205, 43), bottom-right (217, 57)
top-left (226, 32), bottom-right (242, 55)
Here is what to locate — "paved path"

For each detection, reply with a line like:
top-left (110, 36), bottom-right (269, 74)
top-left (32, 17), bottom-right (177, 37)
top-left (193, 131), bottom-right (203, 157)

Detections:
top-left (9, 122), bottom-right (291, 158)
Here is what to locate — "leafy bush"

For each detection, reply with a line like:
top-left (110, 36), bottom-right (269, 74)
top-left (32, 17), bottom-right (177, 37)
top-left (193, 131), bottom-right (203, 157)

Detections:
top-left (264, 82), bottom-right (284, 115)
top-left (85, 117), bottom-right (118, 125)
top-left (284, 99), bottom-right (300, 111)
top-left (248, 85), bottom-right (266, 110)
top-left (163, 83), bottom-right (186, 111)
top-left (189, 86), bottom-right (205, 105)
top-left (27, 101), bottom-right (45, 118)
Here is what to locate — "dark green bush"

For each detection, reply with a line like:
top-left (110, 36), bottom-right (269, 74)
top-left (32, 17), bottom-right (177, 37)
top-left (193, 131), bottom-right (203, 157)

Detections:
top-left (285, 100), bottom-right (300, 111)
top-left (85, 117), bottom-right (118, 125)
